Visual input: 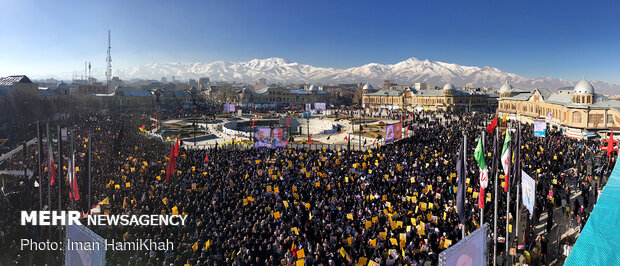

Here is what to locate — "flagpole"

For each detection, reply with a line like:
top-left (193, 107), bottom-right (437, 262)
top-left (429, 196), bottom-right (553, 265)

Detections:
top-left (463, 132), bottom-right (467, 240)
top-left (57, 125), bottom-right (62, 242)
top-left (481, 130), bottom-right (485, 226)
top-left (88, 132), bottom-right (91, 213)
top-left (506, 123), bottom-right (511, 259)
top-left (70, 129), bottom-right (75, 210)
top-left (37, 121), bottom-right (42, 210)
top-left (493, 126), bottom-right (499, 266)
top-left (515, 122), bottom-right (521, 246)
top-left (46, 123), bottom-right (51, 241)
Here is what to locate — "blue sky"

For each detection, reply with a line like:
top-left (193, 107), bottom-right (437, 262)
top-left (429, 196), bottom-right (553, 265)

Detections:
top-left (1, 0), bottom-right (619, 84)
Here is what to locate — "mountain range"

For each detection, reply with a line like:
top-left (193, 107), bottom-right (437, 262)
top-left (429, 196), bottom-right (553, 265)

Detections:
top-left (45, 57), bottom-right (620, 94)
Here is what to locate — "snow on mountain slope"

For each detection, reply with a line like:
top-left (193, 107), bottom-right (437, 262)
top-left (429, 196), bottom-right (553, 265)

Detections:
top-left (94, 57), bottom-right (620, 94)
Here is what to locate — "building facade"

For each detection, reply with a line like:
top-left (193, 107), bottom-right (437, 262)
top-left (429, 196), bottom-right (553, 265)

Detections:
top-left (362, 82), bottom-right (491, 112)
top-left (496, 80), bottom-right (620, 137)
top-left (237, 85), bottom-right (333, 108)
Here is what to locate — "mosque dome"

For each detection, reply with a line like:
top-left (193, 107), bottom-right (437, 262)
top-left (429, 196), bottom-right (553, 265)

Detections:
top-left (363, 83), bottom-right (373, 90)
top-left (499, 81), bottom-right (513, 93)
top-left (442, 82), bottom-right (456, 91)
top-left (308, 85), bottom-right (318, 91)
top-left (573, 79), bottom-right (594, 94)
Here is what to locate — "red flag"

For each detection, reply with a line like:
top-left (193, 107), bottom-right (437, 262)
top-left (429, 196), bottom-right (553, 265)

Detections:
top-left (486, 115), bottom-right (498, 134)
top-left (252, 118), bottom-right (255, 127)
top-left (204, 153), bottom-right (209, 163)
top-left (406, 126), bottom-right (409, 136)
top-left (604, 129), bottom-right (618, 160)
top-left (287, 117), bottom-right (290, 127)
top-left (48, 138), bottom-right (56, 185)
top-left (174, 137), bottom-right (181, 156)
top-left (140, 124), bottom-right (145, 129)
top-left (373, 138), bottom-right (377, 145)
top-left (478, 187), bottom-right (485, 209)
top-left (166, 143), bottom-right (176, 183)
top-left (309, 136), bottom-right (312, 144)
top-left (180, 108), bottom-right (183, 112)
top-left (344, 135), bottom-right (348, 141)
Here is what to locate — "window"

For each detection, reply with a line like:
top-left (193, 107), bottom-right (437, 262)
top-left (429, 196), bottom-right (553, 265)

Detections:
top-left (572, 112), bottom-right (581, 123)
top-left (589, 114), bottom-right (603, 124)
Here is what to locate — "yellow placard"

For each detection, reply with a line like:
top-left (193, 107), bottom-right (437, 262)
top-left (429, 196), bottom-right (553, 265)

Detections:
top-left (273, 211), bottom-right (281, 219)
top-left (171, 206), bottom-right (179, 215)
top-left (125, 182), bottom-right (130, 188)
top-left (347, 213), bottom-right (353, 220)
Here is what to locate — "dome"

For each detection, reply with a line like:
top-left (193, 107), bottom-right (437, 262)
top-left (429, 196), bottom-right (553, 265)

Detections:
top-left (56, 81), bottom-right (68, 89)
top-left (242, 87), bottom-right (250, 93)
top-left (573, 79), bottom-right (594, 94)
top-left (363, 83), bottom-right (373, 90)
top-left (499, 81), bottom-right (513, 93)
top-left (442, 82), bottom-right (456, 91)
top-left (308, 85), bottom-right (318, 91)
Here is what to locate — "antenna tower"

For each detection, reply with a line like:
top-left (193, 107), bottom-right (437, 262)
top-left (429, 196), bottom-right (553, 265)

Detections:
top-left (105, 30), bottom-right (112, 92)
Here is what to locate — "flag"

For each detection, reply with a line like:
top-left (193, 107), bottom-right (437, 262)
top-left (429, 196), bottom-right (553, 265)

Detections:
top-left (473, 135), bottom-right (488, 208)
top-left (48, 130), bottom-right (56, 185)
top-left (174, 136), bottom-right (181, 156)
top-left (456, 137), bottom-right (466, 224)
top-left (501, 125), bottom-right (512, 192)
top-left (603, 129), bottom-right (618, 161)
top-left (309, 136), bottom-right (311, 144)
top-left (68, 136), bottom-right (80, 201)
top-left (287, 117), bottom-right (290, 127)
top-left (344, 135), bottom-right (348, 141)
top-left (486, 115), bottom-right (498, 134)
top-left (252, 118), bottom-right (255, 127)
top-left (204, 153), bottom-right (209, 163)
top-left (140, 124), bottom-right (145, 130)
top-left (521, 170), bottom-right (536, 218)
top-left (166, 142), bottom-right (177, 183)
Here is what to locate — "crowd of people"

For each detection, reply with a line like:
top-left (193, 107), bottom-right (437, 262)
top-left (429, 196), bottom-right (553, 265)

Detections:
top-left (0, 108), bottom-right (613, 265)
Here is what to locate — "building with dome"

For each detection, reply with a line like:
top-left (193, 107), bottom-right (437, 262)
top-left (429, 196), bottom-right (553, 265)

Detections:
top-left (361, 82), bottom-right (490, 112)
top-left (497, 79), bottom-right (620, 137)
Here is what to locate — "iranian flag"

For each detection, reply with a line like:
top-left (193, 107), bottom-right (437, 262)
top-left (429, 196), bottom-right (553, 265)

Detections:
top-left (473, 134), bottom-right (488, 208)
top-left (69, 137), bottom-right (80, 201)
top-left (48, 130), bottom-right (56, 185)
top-left (501, 125), bottom-right (512, 192)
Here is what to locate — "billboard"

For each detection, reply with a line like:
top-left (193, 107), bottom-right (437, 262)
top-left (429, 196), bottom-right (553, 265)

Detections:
top-left (385, 124), bottom-right (395, 143)
top-left (305, 103), bottom-right (312, 111)
top-left (394, 122), bottom-right (402, 140)
top-left (271, 127), bottom-right (288, 148)
top-left (439, 224), bottom-right (488, 266)
top-left (66, 224), bottom-right (106, 266)
top-left (534, 120), bottom-right (546, 137)
top-left (254, 127), bottom-right (271, 148)
top-left (314, 102), bottom-right (326, 110)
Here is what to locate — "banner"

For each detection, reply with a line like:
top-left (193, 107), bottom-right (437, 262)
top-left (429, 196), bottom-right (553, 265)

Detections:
top-left (385, 124), bottom-right (395, 143)
top-left (254, 127), bottom-right (271, 148)
top-left (271, 127), bottom-right (288, 148)
top-left (521, 170), bottom-right (536, 218)
top-left (394, 122), bottom-right (402, 140)
top-left (439, 224), bottom-right (487, 266)
top-left (314, 103), bottom-right (326, 110)
top-left (534, 120), bottom-right (546, 137)
top-left (66, 224), bottom-right (106, 266)
top-left (305, 103), bottom-right (312, 111)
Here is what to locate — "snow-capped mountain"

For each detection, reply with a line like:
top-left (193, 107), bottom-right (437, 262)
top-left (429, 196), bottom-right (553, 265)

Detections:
top-left (40, 57), bottom-right (620, 94)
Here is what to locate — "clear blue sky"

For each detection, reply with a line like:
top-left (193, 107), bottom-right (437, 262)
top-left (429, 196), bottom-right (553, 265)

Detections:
top-left (1, 0), bottom-right (619, 83)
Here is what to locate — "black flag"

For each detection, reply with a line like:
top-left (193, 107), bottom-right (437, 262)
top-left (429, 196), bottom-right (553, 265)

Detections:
top-left (456, 137), bottom-right (467, 225)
